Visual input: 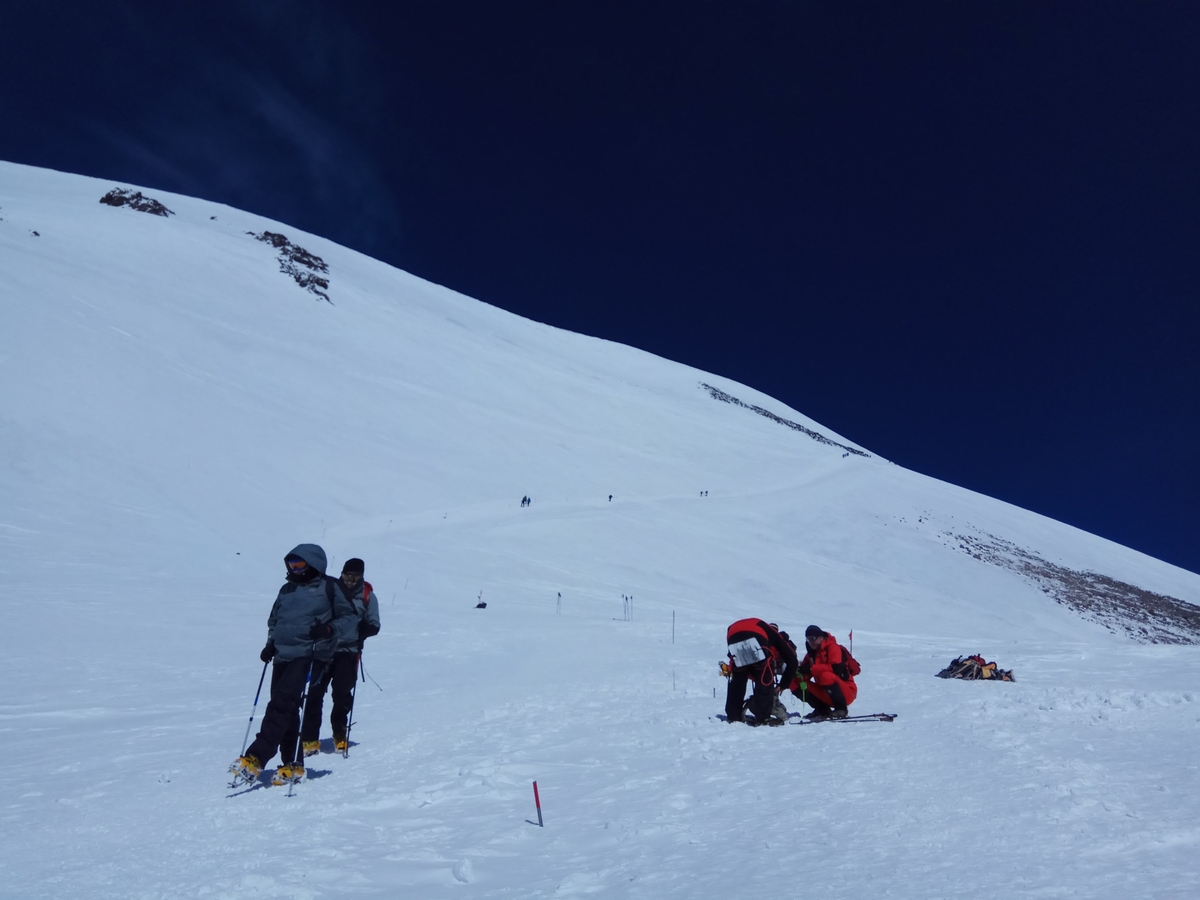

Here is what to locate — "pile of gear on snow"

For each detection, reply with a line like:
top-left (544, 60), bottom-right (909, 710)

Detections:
top-left (936, 654), bottom-right (1015, 681)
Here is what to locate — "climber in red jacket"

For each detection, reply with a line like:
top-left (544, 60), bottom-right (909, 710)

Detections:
top-left (724, 618), bottom-right (798, 726)
top-left (792, 625), bottom-right (858, 719)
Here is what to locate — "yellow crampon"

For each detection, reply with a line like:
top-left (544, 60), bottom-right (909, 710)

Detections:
top-left (272, 764), bottom-right (305, 786)
top-left (228, 755), bottom-right (262, 786)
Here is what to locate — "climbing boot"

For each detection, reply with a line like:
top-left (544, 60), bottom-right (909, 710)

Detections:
top-left (229, 755), bottom-right (262, 785)
top-left (272, 763), bottom-right (305, 786)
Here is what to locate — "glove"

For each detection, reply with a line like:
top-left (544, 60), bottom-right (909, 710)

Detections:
top-left (358, 622), bottom-right (379, 642)
top-left (308, 622), bottom-right (334, 640)
top-left (259, 642), bottom-right (276, 663)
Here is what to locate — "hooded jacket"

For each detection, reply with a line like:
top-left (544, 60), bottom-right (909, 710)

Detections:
top-left (333, 576), bottom-right (382, 652)
top-left (266, 544), bottom-right (357, 662)
top-left (802, 633), bottom-right (856, 688)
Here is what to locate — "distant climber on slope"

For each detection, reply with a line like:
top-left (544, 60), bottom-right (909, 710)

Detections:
top-left (300, 557), bottom-right (381, 756)
top-left (791, 625), bottom-right (859, 719)
top-left (229, 544), bottom-right (356, 786)
top-left (723, 618), bottom-right (798, 726)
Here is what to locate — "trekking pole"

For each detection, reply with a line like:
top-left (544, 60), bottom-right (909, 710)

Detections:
top-left (240, 660), bottom-right (270, 756)
top-left (288, 656), bottom-right (317, 797)
top-left (343, 651), bottom-right (362, 758)
top-left (360, 654), bottom-right (383, 691)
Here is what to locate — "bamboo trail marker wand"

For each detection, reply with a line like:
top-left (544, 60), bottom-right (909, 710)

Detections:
top-left (533, 781), bottom-right (544, 827)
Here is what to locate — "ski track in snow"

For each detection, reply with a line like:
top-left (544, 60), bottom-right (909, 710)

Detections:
top-left (2, 161), bottom-right (1199, 898)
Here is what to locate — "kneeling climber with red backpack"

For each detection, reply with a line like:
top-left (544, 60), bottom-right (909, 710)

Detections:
top-left (724, 618), bottom-right (799, 726)
top-left (792, 625), bottom-right (859, 719)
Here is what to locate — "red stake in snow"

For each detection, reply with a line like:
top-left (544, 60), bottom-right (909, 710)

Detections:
top-left (533, 781), bottom-right (544, 827)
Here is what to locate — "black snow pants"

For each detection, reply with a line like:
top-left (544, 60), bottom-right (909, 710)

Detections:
top-left (725, 659), bottom-right (778, 722)
top-left (301, 651), bottom-right (358, 743)
top-left (246, 656), bottom-right (325, 766)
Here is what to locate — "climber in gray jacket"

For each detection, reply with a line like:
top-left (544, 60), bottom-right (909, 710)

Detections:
top-left (301, 557), bottom-right (381, 755)
top-left (229, 543), bottom-right (357, 786)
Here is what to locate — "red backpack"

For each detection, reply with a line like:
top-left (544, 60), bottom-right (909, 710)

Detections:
top-left (832, 644), bottom-right (861, 680)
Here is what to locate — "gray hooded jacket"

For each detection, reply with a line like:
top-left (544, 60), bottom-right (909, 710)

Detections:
top-left (332, 577), bottom-right (382, 653)
top-left (266, 544), bottom-right (357, 663)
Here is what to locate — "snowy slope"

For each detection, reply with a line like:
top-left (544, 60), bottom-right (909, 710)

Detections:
top-left (2, 160), bottom-right (1198, 899)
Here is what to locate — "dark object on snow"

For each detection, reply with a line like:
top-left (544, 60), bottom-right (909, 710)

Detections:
top-left (936, 654), bottom-right (1015, 681)
top-left (100, 187), bottom-right (174, 217)
top-left (792, 711), bottom-right (897, 724)
top-left (475, 601), bottom-right (487, 609)
top-left (248, 230), bottom-right (330, 302)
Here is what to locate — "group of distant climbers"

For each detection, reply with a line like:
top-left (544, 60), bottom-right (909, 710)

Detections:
top-left (723, 619), bottom-right (859, 725)
top-left (229, 544), bottom-right (381, 787)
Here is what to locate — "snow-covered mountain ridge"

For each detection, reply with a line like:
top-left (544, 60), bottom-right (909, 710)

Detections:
top-left (2, 160), bottom-right (1198, 899)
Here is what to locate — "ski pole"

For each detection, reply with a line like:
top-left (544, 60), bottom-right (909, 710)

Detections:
top-left (360, 653), bottom-right (383, 691)
top-left (240, 659), bottom-right (270, 756)
top-left (343, 651), bottom-right (362, 758)
top-left (288, 657), bottom-right (317, 795)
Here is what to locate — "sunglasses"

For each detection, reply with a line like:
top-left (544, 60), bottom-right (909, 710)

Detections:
top-left (341, 572), bottom-right (362, 582)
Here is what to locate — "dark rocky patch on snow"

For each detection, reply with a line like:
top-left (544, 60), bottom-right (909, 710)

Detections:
top-left (99, 188), bottom-right (174, 217)
top-left (951, 531), bottom-right (1200, 644)
top-left (700, 383), bottom-right (870, 457)
top-left (248, 231), bottom-right (330, 302)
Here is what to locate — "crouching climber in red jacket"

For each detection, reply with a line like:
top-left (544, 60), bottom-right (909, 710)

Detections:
top-left (792, 625), bottom-right (858, 719)
top-left (724, 618), bottom-right (799, 726)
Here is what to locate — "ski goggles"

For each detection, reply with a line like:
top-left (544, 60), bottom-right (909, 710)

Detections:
top-left (285, 557), bottom-right (309, 575)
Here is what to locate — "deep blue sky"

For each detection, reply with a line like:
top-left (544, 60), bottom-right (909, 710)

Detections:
top-left (4, 2), bottom-right (1199, 574)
